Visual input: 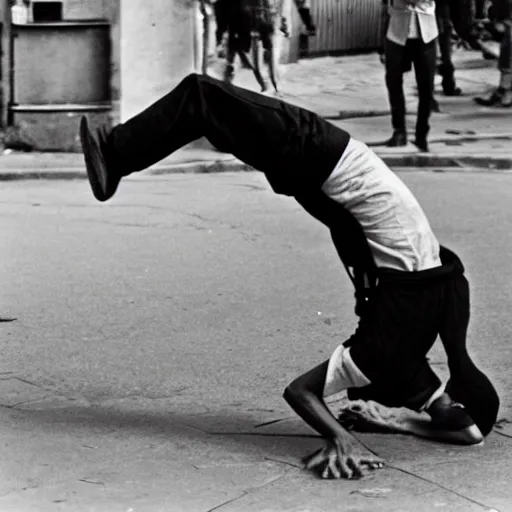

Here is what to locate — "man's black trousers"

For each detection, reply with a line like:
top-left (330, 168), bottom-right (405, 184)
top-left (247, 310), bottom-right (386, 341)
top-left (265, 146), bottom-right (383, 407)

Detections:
top-left (108, 73), bottom-right (348, 197)
top-left (347, 248), bottom-right (469, 412)
top-left (385, 38), bottom-right (437, 139)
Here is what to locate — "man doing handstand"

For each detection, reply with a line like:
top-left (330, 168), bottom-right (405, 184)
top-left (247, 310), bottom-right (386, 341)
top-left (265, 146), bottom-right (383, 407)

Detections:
top-left (80, 73), bottom-right (499, 480)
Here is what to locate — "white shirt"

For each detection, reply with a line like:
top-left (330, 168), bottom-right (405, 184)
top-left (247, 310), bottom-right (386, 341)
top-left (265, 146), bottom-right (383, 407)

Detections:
top-left (321, 137), bottom-right (442, 400)
top-left (387, 0), bottom-right (438, 45)
top-left (321, 137), bottom-right (441, 272)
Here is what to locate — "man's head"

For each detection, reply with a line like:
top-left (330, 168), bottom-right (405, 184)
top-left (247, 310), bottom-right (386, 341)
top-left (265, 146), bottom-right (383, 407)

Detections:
top-left (446, 364), bottom-right (500, 437)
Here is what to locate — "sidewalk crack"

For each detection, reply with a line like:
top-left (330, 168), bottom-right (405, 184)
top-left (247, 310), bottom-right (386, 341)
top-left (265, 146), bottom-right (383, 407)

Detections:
top-left (253, 418), bottom-right (285, 428)
top-left (206, 474), bottom-right (288, 512)
top-left (350, 431), bottom-right (496, 509)
top-left (206, 492), bottom-right (247, 512)
top-left (264, 457), bottom-right (302, 469)
top-left (494, 430), bottom-right (512, 439)
top-left (388, 464), bottom-right (496, 511)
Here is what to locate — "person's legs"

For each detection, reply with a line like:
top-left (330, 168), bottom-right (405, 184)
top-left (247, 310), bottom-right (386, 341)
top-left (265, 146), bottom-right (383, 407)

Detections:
top-left (474, 12), bottom-right (512, 106)
top-left (437, 247), bottom-right (500, 436)
top-left (293, 0), bottom-right (316, 34)
top-left (213, 0), bottom-right (228, 46)
top-left (345, 273), bottom-right (445, 411)
top-left (81, 73), bottom-right (348, 201)
top-left (343, 261), bottom-right (485, 441)
top-left (411, 38), bottom-right (437, 151)
top-left (384, 39), bottom-right (408, 146)
top-left (449, 0), bottom-right (479, 48)
top-left (437, 0), bottom-right (461, 96)
top-left (474, 0), bottom-right (487, 19)
top-left (497, 19), bottom-right (512, 105)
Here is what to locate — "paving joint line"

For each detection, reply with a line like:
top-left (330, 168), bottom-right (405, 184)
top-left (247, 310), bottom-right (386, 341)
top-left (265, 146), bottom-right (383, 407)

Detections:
top-left (388, 464), bottom-right (498, 511)
top-left (494, 430), bottom-right (512, 439)
top-left (348, 426), bottom-right (500, 509)
top-left (206, 473), bottom-right (288, 512)
top-left (207, 491), bottom-right (248, 512)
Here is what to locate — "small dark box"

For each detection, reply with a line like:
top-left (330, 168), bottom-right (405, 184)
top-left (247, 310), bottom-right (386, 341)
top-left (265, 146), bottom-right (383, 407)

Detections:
top-left (32, 2), bottom-right (63, 22)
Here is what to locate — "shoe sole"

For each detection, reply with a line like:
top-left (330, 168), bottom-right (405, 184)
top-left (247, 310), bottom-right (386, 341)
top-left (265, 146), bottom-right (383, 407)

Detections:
top-left (79, 116), bottom-right (108, 202)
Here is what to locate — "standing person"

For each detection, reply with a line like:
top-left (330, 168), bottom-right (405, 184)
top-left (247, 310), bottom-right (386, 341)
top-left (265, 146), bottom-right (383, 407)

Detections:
top-left (80, 73), bottom-right (499, 479)
top-left (474, 0), bottom-right (512, 107)
top-left (436, 0), bottom-right (479, 97)
top-left (475, 0), bottom-right (488, 20)
top-left (381, 0), bottom-right (439, 152)
top-left (292, 0), bottom-right (317, 35)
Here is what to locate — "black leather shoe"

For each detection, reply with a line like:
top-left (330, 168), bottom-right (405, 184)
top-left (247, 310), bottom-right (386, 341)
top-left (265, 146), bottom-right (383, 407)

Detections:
top-left (443, 85), bottom-right (462, 96)
top-left (385, 131), bottom-right (407, 147)
top-left (414, 137), bottom-right (429, 152)
top-left (501, 90), bottom-right (512, 107)
top-left (474, 88), bottom-right (505, 106)
top-left (80, 116), bottom-right (121, 202)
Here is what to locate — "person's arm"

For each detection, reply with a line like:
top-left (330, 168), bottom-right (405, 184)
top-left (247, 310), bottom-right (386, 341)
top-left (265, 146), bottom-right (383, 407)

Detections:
top-left (293, 0), bottom-right (317, 35)
top-left (283, 361), bottom-right (384, 479)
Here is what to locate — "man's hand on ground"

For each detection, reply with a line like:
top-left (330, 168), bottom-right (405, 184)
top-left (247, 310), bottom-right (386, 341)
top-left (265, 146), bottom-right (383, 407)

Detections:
top-left (303, 438), bottom-right (385, 479)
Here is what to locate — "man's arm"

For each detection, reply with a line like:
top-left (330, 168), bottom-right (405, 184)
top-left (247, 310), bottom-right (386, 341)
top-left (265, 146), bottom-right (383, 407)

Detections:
top-left (292, 0), bottom-right (317, 35)
top-left (283, 361), bottom-right (384, 479)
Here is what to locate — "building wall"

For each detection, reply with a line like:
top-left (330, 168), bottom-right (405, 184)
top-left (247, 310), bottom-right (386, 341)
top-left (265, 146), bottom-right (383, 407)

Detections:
top-left (119, 0), bottom-right (197, 121)
top-left (307, 0), bottom-right (383, 55)
top-left (50, 0), bottom-right (197, 120)
top-left (31, 0), bottom-right (121, 103)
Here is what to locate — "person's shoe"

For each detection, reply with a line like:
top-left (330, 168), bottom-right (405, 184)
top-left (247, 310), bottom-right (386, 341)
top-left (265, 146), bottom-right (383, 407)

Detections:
top-left (385, 131), bottom-right (407, 147)
top-left (441, 74), bottom-right (462, 96)
top-left (413, 137), bottom-right (429, 152)
top-left (80, 116), bottom-right (121, 202)
top-left (443, 84), bottom-right (462, 96)
top-left (428, 395), bottom-right (483, 445)
top-left (474, 87), bottom-right (505, 106)
top-left (431, 98), bottom-right (441, 113)
top-left (500, 90), bottom-right (512, 107)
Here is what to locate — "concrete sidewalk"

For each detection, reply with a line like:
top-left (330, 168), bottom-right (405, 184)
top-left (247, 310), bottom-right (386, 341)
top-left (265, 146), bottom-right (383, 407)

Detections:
top-left (0, 46), bottom-right (511, 181)
top-left (2, 181), bottom-right (512, 512)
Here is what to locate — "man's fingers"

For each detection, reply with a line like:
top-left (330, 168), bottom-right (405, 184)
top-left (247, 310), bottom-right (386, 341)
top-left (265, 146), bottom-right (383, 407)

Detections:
top-left (304, 442), bottom-right (381, 480)
top-left (322, 458), bottom-right (341, 480)
top-left (359, 457), bottom-right (385, 470)
top-left (302, 447), bottom-right (322, 465)
top-left (303, 448), bottom-right (328, 469)
top-left (346, 457), bottom-right (364, 479)
top-left (337, 457), bottom-right (353, 479)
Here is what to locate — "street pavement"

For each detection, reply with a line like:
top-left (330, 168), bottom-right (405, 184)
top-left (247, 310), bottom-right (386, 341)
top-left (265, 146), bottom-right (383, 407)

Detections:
top-left (0, 44), bottom-right (511, 179)
top-left (1, 43), bottom-right (512, 512)
top-left (1, 171), bottom-right (512, 511)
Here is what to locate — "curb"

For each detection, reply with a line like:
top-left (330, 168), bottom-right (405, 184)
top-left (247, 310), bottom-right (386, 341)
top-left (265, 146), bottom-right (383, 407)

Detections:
top-left (1, 155), bottom-right (511, 182)
top-left (381, 154), bottom-right (512, 170)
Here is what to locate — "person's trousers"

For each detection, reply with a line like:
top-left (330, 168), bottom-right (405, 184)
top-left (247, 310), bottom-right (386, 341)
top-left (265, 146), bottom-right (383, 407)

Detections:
top-left (346, 248), bottom-right (469, 412)
top-left (436, 0), bottom-right (475, 88)
top-left (385, 38), bottom-right (437, 139)
top-left (107, 73), bottom-right (347, 197)
top-left (475, 0), bottom-right (486, 19)
top-left (498, 19), bottom-right (512, 90)
top-left (436, 0), bottom-right (456, 87)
